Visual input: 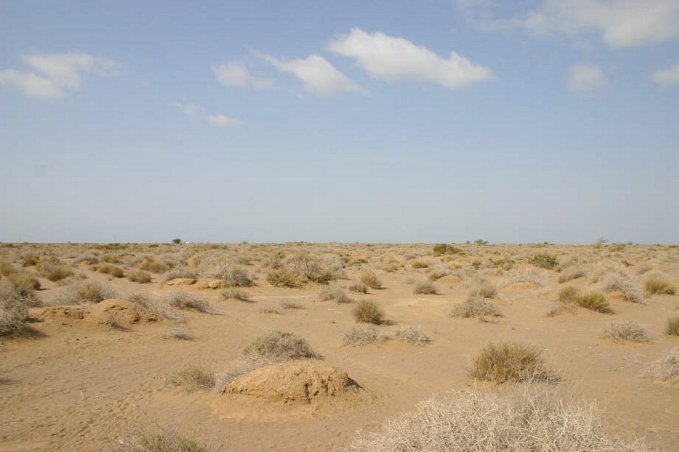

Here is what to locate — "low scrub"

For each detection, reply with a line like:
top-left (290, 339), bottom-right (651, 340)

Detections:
top-left (168, 365), bottom-right (216, 391)
top-left (558, 266), bottom-right (585, 283)
top-left (604, 275), bottom-right (644, 303)
top-left (432, 243), bottom-right (463, 256)
top-left (220, 288), bottom-right (251, 302)
top-left (127, 270), bottom-right (152, 283)
top-left (528, 253), bottom-right (558, 270)
top-left (470, 342), bottom-right (557, 383)
top-left (413, 281), bottom-right (437, 295)
top-left (665, 315), bottom-right (679, 336)
top-left (469, 279), bottom-right (497, 299)
top-left (395, 327), bottom-right (431, 345)
top-left (76, 281), bottom-right (114, 303)
top-left (0, 283), bottom-right (29, 335)
top-left (450, 296), bottom-right (501, 318)
top-left (350, 386), bottom-right (644, 451)
top-left (645, 347), bottom-right (679, 384)
top-left (97, 264), bottom-right (125, 278)
top-left (558, 286), bottom-right (579, 303)
top-left (114, 428), bottom-right (210, 452)
top-left (166, 291), bottom-right (211, 313)
top-left (604, 321), bottom-right (650, 343)
top-left (243, 330), bottom-right (321, 363)
top-left (318, 284), bottom-right (352, 303)
top-left (574, 291), bottom-right (612, 313)
top-left (343, 326), bottom-right (382, 346)
top-left (348, 281), bottom-right (368, 294)
top-left (644, 277), bottom-right (676, 295)
top-left (359, 270), bottom-right (382, 290)
top-left (266, 268), bottom-right (300, 288)
top-left (352, 300), bottom-right (385, 325)
top-left (214, 264), bottom-right (253, 287)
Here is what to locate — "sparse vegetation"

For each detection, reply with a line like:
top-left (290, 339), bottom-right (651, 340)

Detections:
top-left (348, 281), bottom-right (368, 293)
top-left (318, 284), bottom-right (352, 303)
top-left (166, 291), bottom-right (211, 313)
top-left (574, 291), bottom-right (612, 313)
top-left (451, 295), bottom-right (501, 318)
top-left (343, 326), bottom-right (382, 346)
top-left (558, 266), bottom-right (585, 283)
top-left (645, 347), bottom-right (679, 384)
top-left (266, 268), bottom-right (300, 288)
top-left (604, 321), bottom-right (650, 343)
top-left (432, 243), bottom-right (463, 256)
top-left (558, 286), bottom-right (579, 303)
top-left (395, 327), bottom-right (430, 345)
top-left (666, 315), bottom-right (679, 336)
top-left (214, 264), bottom-right (253, 287)
top-left (413, 281), bottom-right (437, 295)
top-left (528, 253), bottom-right (558, 270)
top-left (359, 270), bottom-right (382, 290)
top-left (352, 300), bottom-right (385, 324)
top-left (644, 277), bottom-right (676, 295)
top-left (76, 281), bottom-right (114, 303)
top-left (127, 270), bottom-right (152, 283)
top-left (471, 342), bottom-right (556, 383)
top-left (220, 288), bottom-right (251, 302)
top-left (114, 428), bottom-right (210, 452)
top-left (169, 365), bottom-right (216, 391)
top-left (243, 331), bottom-right (321, 363)
top-left (469, 279), bottom-right (497, 299)
top-left (0, 283), bottom-right (29, 335)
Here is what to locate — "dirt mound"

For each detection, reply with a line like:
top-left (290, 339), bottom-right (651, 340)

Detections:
top-left (29, 306), bottom-right (89, 325)
top-left (90, 299), bottom-right (160, 325)
top-left (223, 361), bottom-right (361, 403)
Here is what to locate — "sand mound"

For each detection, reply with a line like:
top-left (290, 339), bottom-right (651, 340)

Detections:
top-left (195, 279), bottom-right (226, 289)
top-left (164, 278), bottom-right (197, 286)
top-left (29, 306), bottom-right (89, 324)
top-left (224, 361), bottom-right (360, 403)
top-left (90, 299), bottom-right (160, 325)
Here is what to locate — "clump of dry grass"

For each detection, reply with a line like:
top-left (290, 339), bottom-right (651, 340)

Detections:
top-left (220, 288), bottom-right (251, 302)
top-left (76, 281), bottom-right (114, 303)
top-left (604, 321), bottom-right (650, 343)
top-left (352, 300), bottom-right (385, 325)
top-left (140, 258), bottom-right (170, 273)
top-left (318, 284), bottom-right (352, 303)
top-left (166, 291), bottom-right (211, 313)
top-left (359, 270), bottom-right (382, 290)
top-left (469, 279), bottom-right (497, 299)
top-left (558, 286), bottom-right (579, 303)
top-left (644, 347), bottom-right (679, 384)
top-left (114, 428), bottom-right (210, 452)
top-left (558, 266), bottom-right (585, 283)
top-left (574, 291), bottom-right (612, 313)
top-left (348, 281), bottom-right (368, 294)
top-left (127, 270), bottom-right (152, 283)
top-left (413, 281), bottom-right (438, 295)
top-left (168, 365), bottom-right (216, 391)
top-left (411, 260), bottom-right (429, 269)
top-left (470, 342), bottom-right (557, 383)
top-left (665, 315), bottom-right (679, 336)
top-left (603, 275), bottom-right (644, 303)
top-left (450, 295), bottom-right (501, 318)
top-left (280, 299), bottom-right (302, 310)
top-left (395, 327), bottom-right (431, 345)
top-left (266, 268), bottom-right (301, 288)
top-left (528, 253), bottom-right (559, 270)
top-left (644, 277), bottom-right (676, 295)
top-left (243, 330), bottom-right (321, 363)
top-left (350, 386), bottom-right (644, 451)
top-left (97, 264), bottom-right (125, 278)
top-left (343, 326), bottom-right (382, 346)
top-left (45, 265), bottom-right (74, 282)
top-left (6, 273), bottom-right (41, 306)
top-left (213, 264), bottom-right (253, 287)
top-left (0, 282), bottom-right (29, 335)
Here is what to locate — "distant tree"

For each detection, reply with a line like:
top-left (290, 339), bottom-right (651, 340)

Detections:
top-left (474, 239), bottom-right (489, 246)
top-left (172, 238), bottom-right (182, 244)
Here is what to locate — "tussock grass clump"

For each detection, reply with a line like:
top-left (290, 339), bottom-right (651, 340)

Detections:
top-left (280, 299), bottom-right (302, 310)
top-left (644, 277), bottom-right (676, 295)
top-left (76, 281), bottom-right (114, 303)
top-left (343, 326), bottom-right (382, 346)
top-left (0, 283), bottom-right (29, 335)
top-left (432, 243), bottom-right (463, 256)
top-left (450, 295), bottom-right (501, 318)
top-left (127, 270), bottom-right (152, 283)
top-left (220, 288), bottom-right (251, 302)
top-left (396, 327), bottom-right (431, 345)
top-left (7, 273), bottom-right (40, 305)
top-left (604, 321), bottom-right (650, 343)
top-left (114, 428), bottom-right (210, 452)
top-left (528, 253), bottom-right (558, 270)
top-left (166, 291), bottom-right (211, 313)
top-left (214, 264), bottom-right (253, 287)
top-left (413, 281), bottom-right (438, 295)
top-left (21, 253), bottom-right (40, 267)
top-left (558, 286), bottom-right (579, 303)
top-left (359, 270), bottom-right (382, 290)
top-left (348, 281), bottom-right (368, 294)
top-left (168, 365), bottom-right (216, 391)
top-left (604, 275), bottom-right (644, 303)
top-left (97, 264), bottom-right (125, 278)
top-left (45, 265), bottom-right (74, 282)
top-left (244, 331), bottom-right (321, 363)
top-left (286, 252), bottom-right (337, 284)
top-left (469, 279), bottom-right (497, 299)
top-left (665, 315), bottom-right (679, 336)
top-left (318, 284), bottom-right (352, 303)
top-left (350, 386), bottom-right (644, 451)
top-left (574, 291), bottom-right (612, 313)
top-left (411, 261), bottom-right (429, 269)
top-left (266, 268), bottom-right (301, 288)
top-left (140, 258), bottom-right (170, 273)
top-left (471, 342), bottom-right (556, 383)
top-left (558, 266), bottom-right (585, 283)
top-left (645, 347), bottom-right (679, 384)
top-left (352, 300), bottom-right (385, 325)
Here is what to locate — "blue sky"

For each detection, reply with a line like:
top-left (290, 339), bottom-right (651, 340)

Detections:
top-left (1, 0), bottom-right (678, 243)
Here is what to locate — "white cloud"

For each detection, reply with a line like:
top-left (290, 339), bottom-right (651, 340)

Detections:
top-left (0, 52), bottom-right (121, 99)
top-left (212, 61), bottom-right (276, 90)
top-left (568, 64), bottom-right (606, 94)
top-left (260, 53), bottom-right (365, 96)
top-left (205, 114), bottom-right (242, 127)
top-left (652, 61), bottom-right (679, 86)
top-left (521, 0), bottom-right (679, 48)
top-left (172, 102), bottom-right (201, 117)
top-left (328, 28), bottom-right (493, 89)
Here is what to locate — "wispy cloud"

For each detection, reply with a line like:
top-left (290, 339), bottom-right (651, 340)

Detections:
top-left (652, 61), bottom-right (679, 86)
top-left (0, 52), bottom-right (121, 99)
top-left (259, 53), bottom-right (365, 96)
top-left (173, 102), bottom-right (242, 127)
top-left (212, 60), bottom-right (276, 90)
top-left (328, 28), bottom-right (493, 89)
top-left (568, 64), bottom-right (606, 95)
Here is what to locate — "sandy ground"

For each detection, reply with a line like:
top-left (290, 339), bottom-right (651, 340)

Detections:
top-left (1, 243), bottom-right (678, 451)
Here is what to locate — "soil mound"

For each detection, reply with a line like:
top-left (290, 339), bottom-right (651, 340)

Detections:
top-left (223, 361), bottom-right (360, 403)
top-left (90, 299), bottom-right (160, 324)
top-left (29, 306), bottom-right (89, 325)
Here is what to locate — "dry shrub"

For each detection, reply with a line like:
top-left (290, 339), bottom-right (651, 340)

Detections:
top-left (258, 306), bottom-right (281, 314)
top-left (469, 279), bottom-right (497, 299)
top-left (413, 281), bottom-right (438, 295)
top-left (352, 300), bottom-right (385, 325)
top-left (432, 243), bottom-right (463, 256)
top-left (166, 291), bottom-right (211, 313)
top-left (350, 386), bottom-right (644, 451)
top-left (574, 292), bottom-right (612, 313)
top-left (645, 347), bottom-right (679, 384)
top-left (168, 365), bottom-right (215, 391)
top-left (558, 286), bottom-right (579, 303)
top-left (359, 270), bottom-right (382, 290)
top-left (604, 275), bottom-right (644, 303)
top-left (644, 277), bottom-right (676, 295)
top-left (343, 326), bottom-right (382, 346)
top-left (470, 342), bottom-right (556, 383)
top-left (558, 266), bottom-right (585, 283)
top-left (348, 281), bottom-right (368, 294)
top-left (318, 284), bottom-right (352, 303)
top-left (220, 288), bottom-right (251, 302)
top-left (528, 253), bottom-right (558, 270)
top-left (266, 268), bottom-right (301, 288)
top-left (665, 315), bottom-right (679, 336)
top-left (280, 299), bottom-right (302, 310)
top-left (7, 273), bottom-right (40, 306)
top-left (165, 328), bottom-right (192, 340)
top-left (0, 283), bottom-right (29, 335)
top-left (97, 264), bottom-right (125, 278)
top-left (411, 261), bottom-right (429, 269)
top-left (164, 266), bottom-right (198, 281)
top-left (114, 428), bottom-right (210, 452)
top-left (244, 331), bottom-right (321, 363)
top-left (213, 264), bottom-right (252, 287)
top-left (604, 321), bottom-right (650, 343)
top-left (21, 253), bottom-right (40, 267)
top-left (396, 327), bottom-right (430, 345)
top-left (127, 270), bottom-right (152, 284)
top-left (286, 252), bottom-right (336, 284)
top-left (450, 295), bottom-right (501, 318)
top-left (140, 258), bottom-right (170, 274)
top-left (76, 281), bottom-right (114, 303)
top-left (45, 266), bottom-right (74, 282)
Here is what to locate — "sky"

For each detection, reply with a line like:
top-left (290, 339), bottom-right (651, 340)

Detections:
top-left (0, 0), bottom-right (678, 244)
